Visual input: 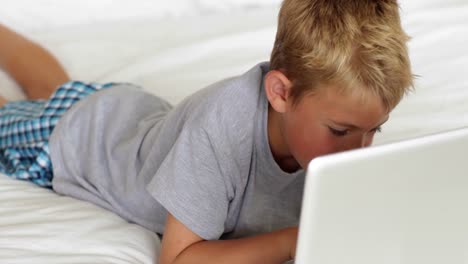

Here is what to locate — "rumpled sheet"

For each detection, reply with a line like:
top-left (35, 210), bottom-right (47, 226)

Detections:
top-left (0, 174), bottom-right (160, 263)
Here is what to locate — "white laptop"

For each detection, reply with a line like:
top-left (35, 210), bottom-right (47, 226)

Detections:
top-left (295, 127), bottom-right (468, 264)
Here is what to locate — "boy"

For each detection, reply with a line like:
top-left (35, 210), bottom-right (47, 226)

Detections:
top-left (0, 0), bottom-right (413, 263)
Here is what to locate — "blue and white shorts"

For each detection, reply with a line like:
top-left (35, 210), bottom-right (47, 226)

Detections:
top-left (0, 81), bottom-right (114, 188)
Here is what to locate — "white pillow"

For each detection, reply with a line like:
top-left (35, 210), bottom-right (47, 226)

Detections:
top-left (0, 0), bottom-right (281, 33)
top-left (400, 0), bottom-right (467, 12)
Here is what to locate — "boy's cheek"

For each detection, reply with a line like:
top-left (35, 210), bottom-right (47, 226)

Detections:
top-left (291, 135), bottom-right (342, 167)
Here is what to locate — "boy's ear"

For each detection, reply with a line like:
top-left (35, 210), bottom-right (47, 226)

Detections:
top-left (264, 70), bottom-right (293, 113)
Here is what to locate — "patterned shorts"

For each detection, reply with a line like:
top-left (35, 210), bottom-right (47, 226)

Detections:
top-left (0, 81), bottom-right (114, 188)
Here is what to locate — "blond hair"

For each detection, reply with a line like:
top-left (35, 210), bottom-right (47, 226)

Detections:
top-left (270, 0), bottom-right (414, 110)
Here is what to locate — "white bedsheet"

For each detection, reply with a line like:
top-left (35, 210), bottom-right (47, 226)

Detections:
top-left (0, 0), bottom-right (467, 263)
top-left (0, 174), bottom-right (159, 263)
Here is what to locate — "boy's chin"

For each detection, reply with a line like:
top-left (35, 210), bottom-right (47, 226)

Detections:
top-left (280, 157), bottom-right (302, 173)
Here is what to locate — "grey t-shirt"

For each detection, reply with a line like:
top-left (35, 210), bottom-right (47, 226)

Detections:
top-left (49, 62), bottom-right (305, 240)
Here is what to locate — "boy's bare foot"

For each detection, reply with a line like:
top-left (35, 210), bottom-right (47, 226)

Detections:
top-left (0, 95), bottom-right (7, 108)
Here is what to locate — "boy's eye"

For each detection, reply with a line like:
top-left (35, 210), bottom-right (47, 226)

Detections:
top-left (371, 126), bottom-right (383, 133)
top-left (329, 127), bottom-right (349, 137)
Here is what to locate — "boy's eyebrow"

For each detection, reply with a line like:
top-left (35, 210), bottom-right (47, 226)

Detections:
top-left (332, 117), bottom-right (389, 130)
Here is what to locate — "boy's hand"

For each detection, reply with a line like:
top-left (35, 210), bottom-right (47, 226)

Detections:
top-left (159, 213), bottom-right (298, 264)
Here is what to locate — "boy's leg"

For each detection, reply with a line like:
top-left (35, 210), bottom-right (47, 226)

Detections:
top-left (0, 95), bottom-right (7, 108)
top-left (0, 24), bottom-right (70, 100)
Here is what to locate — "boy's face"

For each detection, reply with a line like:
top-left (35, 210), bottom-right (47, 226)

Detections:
top-left (280, 85), bottom-right (389, 170)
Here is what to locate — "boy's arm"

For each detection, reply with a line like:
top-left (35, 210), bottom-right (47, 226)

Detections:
top-left (159, 213), bottom-right (297, 264)
top-left (0, 23), bottom-right (69, 99)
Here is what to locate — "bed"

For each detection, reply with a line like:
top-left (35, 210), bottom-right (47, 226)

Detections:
top-left (0, 0), bottom-right (467, 263)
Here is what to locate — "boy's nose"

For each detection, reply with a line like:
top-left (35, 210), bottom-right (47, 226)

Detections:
top-left (344, 134), bottom-right (373, 151)
top-left (362, 134), bottom-right (374, 147)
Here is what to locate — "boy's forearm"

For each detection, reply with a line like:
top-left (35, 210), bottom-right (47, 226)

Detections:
top-left (169, 227), bottom-right (296, 264)
top-left (0, 24), bottom-right (69, 99)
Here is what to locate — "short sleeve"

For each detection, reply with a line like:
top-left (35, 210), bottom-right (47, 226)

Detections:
top-left (146, 125), bottom-right (230, 240)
